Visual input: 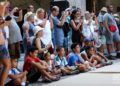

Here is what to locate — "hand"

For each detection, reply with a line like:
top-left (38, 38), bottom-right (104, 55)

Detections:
top-left (65, 11), bottom-right (69, 16)
top-left (19, 9), bottom-right (23, 14)
top-left (11, 7), bottom-right (18, 13)
top-left (62, 11), bottom-right (67, 17)
top-left (0, 1), bottom-right (9, 7)
top-left (107, 30), bottom-right (112, 37)
top-left (0, 1), bottom-right (9, 16)
top-left (46, 44), bottom-right (52, 49)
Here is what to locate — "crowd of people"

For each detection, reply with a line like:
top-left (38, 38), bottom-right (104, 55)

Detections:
top-left (0, 1), bottom-right (120, 86)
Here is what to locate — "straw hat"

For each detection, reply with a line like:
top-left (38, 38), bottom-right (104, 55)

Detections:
top-left (33, 26), bottom-right (44, 36)
top-left (101, 7), bottom-right (107, 12)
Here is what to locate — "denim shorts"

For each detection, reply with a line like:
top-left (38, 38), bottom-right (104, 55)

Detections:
top-left (105, 31), bottom-right (120, 44)
top-left (0, 45), bottom-right (10, 59)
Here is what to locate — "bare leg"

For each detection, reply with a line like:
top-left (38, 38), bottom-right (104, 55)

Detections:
top-left (77, 64), bottom-right (86, 72)
top-left (115, 42), bottom-right (120, 52)
top-left (0, 58), bottom-right (11, 86)
top-left (107, 44), bottom-right (113, 55)
top-left (61, 68), bottom-right (71, 74)
top-left (99, 44), bottom-right (106, 54)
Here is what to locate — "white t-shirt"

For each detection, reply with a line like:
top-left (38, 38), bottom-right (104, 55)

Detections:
top-left (6, 68), bottom-right (20, 83)
top-left (6, 68), bottom-right (26, 85)
top-left (82, 19), bottom-right (95, 39)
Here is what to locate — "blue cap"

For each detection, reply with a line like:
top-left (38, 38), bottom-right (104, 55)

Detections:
top-left (84, 38), bottom-right (92, 42)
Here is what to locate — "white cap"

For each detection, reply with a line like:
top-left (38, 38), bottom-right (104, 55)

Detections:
top-left (101, 7), bottom-right (107, 12)
top-left (33, 26), bottom-right (44, 36)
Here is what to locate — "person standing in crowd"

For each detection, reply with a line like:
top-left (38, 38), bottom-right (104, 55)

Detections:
top-left (97, 7), bottom-right (107, 54)
top-left (103, 5), bottom-right (120, 59)
top-left (51, 6), bottom-right (68, 50)
top-left (8, 6), bottom-right (23, 59)
top-left (27, 5), bottom-right (34, 13)
top-left (70, 9), bottom-right (83, 45)
top-left (113, 14), bottom-right (120, 35)
top-left (82, 11), bottom-right (95, 40)
top-left (35, 8), bottom-right (53, 53)
top-left (0, 1), bottom-right (11, 86)
top-left (62, 8), bottom-right (72, 51)
top-left (22, 12), bottom-right (35, 52)
top-left (24, 5), bottom-right (34, 22)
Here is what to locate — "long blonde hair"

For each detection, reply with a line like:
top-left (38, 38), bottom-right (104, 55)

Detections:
top-left (36, 8), bottom-right (45, 18)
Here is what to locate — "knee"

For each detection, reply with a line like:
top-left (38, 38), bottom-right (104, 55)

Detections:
top-left (14, 78), bottom-right (22, 85)
top-left (78, 65), bottom-right (86, 72)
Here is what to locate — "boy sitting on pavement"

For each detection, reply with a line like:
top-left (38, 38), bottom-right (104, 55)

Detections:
top-left (23, 46), bottom-right (60, 83)
top-left (5, 58), bottom-right (27, 86)
top-left (54, 47), bottom-right (79, 75)
top-left (68, 43), bottom-right (92, 72)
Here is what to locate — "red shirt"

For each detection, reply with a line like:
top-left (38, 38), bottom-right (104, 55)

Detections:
top-left (23, 56), bottom-right (40, 72)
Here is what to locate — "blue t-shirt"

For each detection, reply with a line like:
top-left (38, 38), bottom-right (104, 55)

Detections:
top-left (68, 53), bottom-right (83, 66)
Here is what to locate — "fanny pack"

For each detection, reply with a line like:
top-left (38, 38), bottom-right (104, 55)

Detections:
top-left (109, 25), bottom-right (117, 32)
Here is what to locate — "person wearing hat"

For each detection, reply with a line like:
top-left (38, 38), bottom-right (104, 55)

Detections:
top-left (103, 5), bottom-right (120, 59)
top-left (32, 26), bottom-right (52, 60)
top-left (22, 12), bottom-right (35, 52)
top-left (97, 7), bottom-right (107, 54)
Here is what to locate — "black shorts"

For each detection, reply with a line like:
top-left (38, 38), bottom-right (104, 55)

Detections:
top-left (5, 80), bottom-right (14, 86)
top-left (27, 69), bottom-right (41, 83)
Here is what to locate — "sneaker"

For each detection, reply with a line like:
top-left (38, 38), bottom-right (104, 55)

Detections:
top-left (106, 61), bottom-right (113, 65)
top-left (116, 53), bottom-right (120, 58)
top-left (42, 78), bottom-right (52, 83)
top-left (107, 55), bottom-right (116, 60)
top-left (51, 76), bottom-right (60, 81)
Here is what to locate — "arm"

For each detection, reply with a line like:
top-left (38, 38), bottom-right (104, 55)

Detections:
top-left (8, 71), bottom-right (27, 80)
top-left (81, 53), bottom-right (90, 62)
top-left (0, 1), bottom-right (9, 17)
top-left (58, 15), bottom-right (66, 27)
top-left (16, 10), bottom-right (23, 22)
top-left (31, 61), bottom-right (48, 70)
top-left (70, 20), bottom-right (82, 31)
top-left (104, 16), bottom-right (111, 33)
top-left (0, 21), bottom-right (11, 29)
top-left (35, 38), bottom-right (49, 53)
top-left (49, 16), bottom-right (54, 29)
top-left (22, 23), bottom-right (30, 41)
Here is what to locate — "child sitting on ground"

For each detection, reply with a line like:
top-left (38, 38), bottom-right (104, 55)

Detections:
top-left (68, 43), bottom-right (93, 72)
top-left (54, 47), bottom-right (79, 75)
top-left (23, 46), bottom-right (60, 83)
top-left (5, 58), bottom-right (27, 86)
top-left (86, 46), bottom-right (112, 68)
top-left (44, 52), bottom-right (61, 75)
